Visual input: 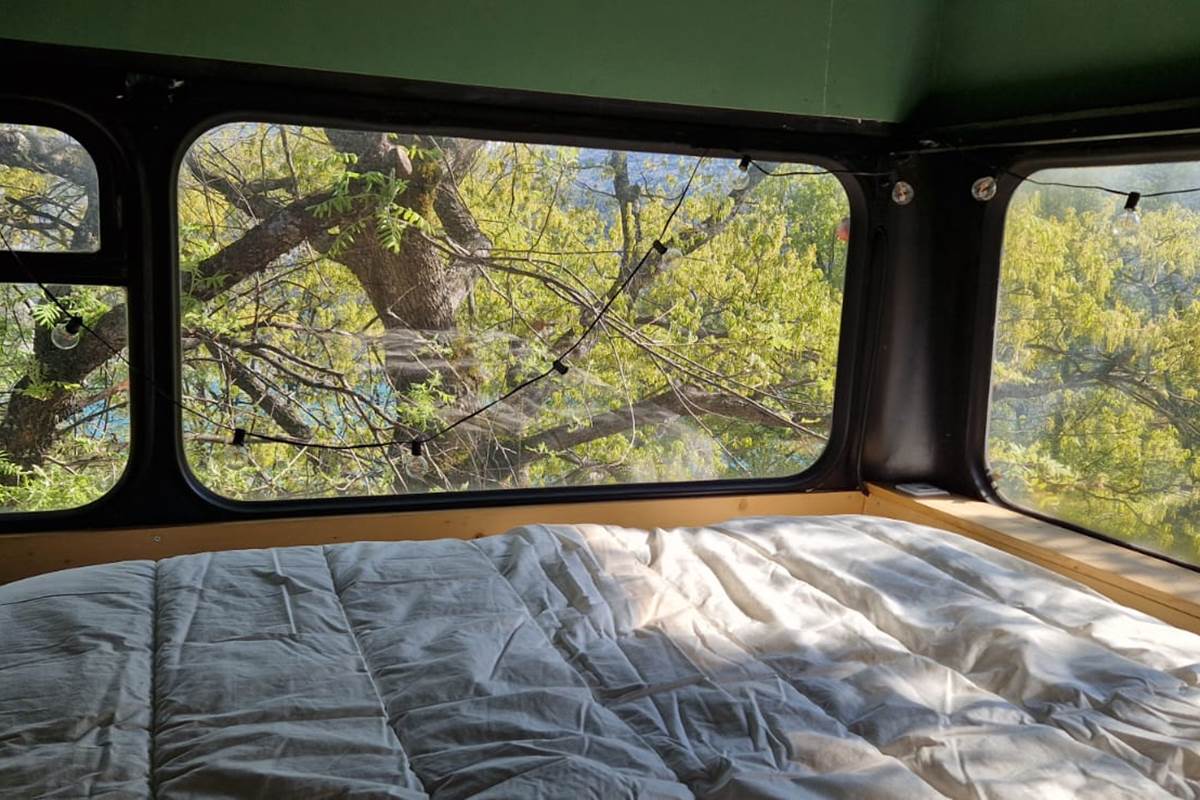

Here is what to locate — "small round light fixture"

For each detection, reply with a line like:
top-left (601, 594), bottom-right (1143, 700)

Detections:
top-left (971, 176), bottom-right (998, 202)
top-left (662, 247), bottom-right (684, 268)
top-left (50, 315), bottom-right (83, 351)
top-left (891, 180), bottom-right (915, 206)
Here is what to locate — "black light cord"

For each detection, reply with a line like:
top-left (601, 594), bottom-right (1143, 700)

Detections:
top-left (2, 152), bottom-right (820, 460)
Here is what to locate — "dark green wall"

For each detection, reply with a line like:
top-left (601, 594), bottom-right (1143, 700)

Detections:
top-left (0, 0), bottom-right (938, 121)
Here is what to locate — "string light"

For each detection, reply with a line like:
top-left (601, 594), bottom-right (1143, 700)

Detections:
top-left (50, 314), bottom-right (83, 350)
top-left (966, 155), bottom-right (1200, 204)
top-left (891, 181), bottom-right (915, 205)
top-left (231, 156), bottom-right (709, 454)
top-left (731, 156), bottom-right (752, 190)
top-left (0, 227), bottom-right (236, 437)
top-left (1112, 191), bottom-right (1142, 238)
top-left (405, 440), bottom-right (430, 478)
top-left (0, 152), bottom-right (926, 463)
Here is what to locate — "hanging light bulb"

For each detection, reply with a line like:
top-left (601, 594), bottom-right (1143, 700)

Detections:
top-left (662, 247), bottom-right (683, 268)
top-left (1112, 192), bottom-right (1141, 238)
top-left (971, 176), bottom-right (998, 202)
top-left (891, 180), bottom-right (915, 206)
top-left (50, 314), bottom-right (83, 350)
top-left (406, 454), bottom-right (430, 478)
top-left (405, 440), bottom-right (430, 478)
top-left (730, 156), bottom-right (752, 191)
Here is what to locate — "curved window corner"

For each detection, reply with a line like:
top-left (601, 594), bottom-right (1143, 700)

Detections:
top-left (988, 161), bottom-right (1200, 564)
top-left (0, 283), bottom-right (129, 512)
top-left (0, 124), bottom-right (100, 253)
top-left (178, 123), bottom-right (851, 502)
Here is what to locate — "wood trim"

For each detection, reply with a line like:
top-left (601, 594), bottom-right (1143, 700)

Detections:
top-left (864, 483), bottom-right (1200, 634)
top-left (0, 491), bottom-right (862, 585)
top-left (8, 481), bottom-right (1200, 635)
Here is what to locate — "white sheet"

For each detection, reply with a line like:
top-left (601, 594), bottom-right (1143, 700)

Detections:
top-left (1, 514), bottom-right (1197, 798)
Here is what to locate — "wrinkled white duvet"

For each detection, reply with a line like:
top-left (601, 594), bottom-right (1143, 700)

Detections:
top-left (2, 514), bottom-right (1199, 799)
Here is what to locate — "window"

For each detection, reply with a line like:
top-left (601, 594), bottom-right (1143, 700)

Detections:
top-left (0, 124), bottom-right (100, 252)
top-left (179, 123), bottom-right (850, 501)
top-left (0, 284), bottom-right (129, 511)
top-left (0, 123), bottom-right (125, 513)
top-left (990, 161), bottom-right (1200, 562)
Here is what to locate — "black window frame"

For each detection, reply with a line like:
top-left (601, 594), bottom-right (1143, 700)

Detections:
top-left (0, 99), bottom-right (140, 524)
top-left (173, 114), bottom-right (872, 509)
top-left (0, 40), bottom-right (892, 533)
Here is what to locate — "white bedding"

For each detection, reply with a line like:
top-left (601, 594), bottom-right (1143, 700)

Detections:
top-left (1, 514), bottom-right (1198, 798)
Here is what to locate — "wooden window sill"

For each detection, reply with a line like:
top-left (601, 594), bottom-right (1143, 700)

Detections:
top-left (5, 483), bottom-right (1199, 635)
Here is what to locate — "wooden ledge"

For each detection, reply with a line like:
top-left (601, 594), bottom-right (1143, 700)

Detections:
top-left (0, 490), bottom-right (862, 586)
top-left (5, 482), bottom-right (1199, 633)
top-left (864, 483), bottom-right (1200, 634)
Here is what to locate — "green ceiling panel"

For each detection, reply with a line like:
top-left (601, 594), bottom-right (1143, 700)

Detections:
top-left (0, 0), bottom-right (937, 122)
top-left (924, 0), bottom-right (1200, 123)
top-left (6, 1), bottom-right (1200, 125)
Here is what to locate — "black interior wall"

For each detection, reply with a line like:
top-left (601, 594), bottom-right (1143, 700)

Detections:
top-left (859, 150), bottom-right (992, 497)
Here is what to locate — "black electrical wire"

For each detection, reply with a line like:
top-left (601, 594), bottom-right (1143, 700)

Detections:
top-left (238, 154), bottom-right (896, 454)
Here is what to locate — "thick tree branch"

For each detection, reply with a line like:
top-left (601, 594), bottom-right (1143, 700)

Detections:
top-left (325, 129), bottom-right (413, 177)
top-left (187, 191), bottom-right (333, 302)
top-left (0, 127), bottom-right (96, 187)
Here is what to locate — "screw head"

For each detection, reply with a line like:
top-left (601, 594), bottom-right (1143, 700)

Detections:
top-left (891, 180), bottom-right (915, 206)
top-left (971, 176), bottom-right (998, 202)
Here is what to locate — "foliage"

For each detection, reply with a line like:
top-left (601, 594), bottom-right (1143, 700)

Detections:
top-left (991, 179), bottom-right (1200, 561)
top-left (167, 128), bottom-right (849, 499)
top-left (0, 283), bottom-right (128, 511)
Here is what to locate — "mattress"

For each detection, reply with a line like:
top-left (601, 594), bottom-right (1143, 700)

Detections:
top-left (1, 514), bottom-right (1198, 799)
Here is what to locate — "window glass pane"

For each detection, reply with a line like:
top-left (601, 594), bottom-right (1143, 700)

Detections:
top-left (179, 123), bottom-right (849, 501)
top-left (0, 125), bottom-right (100, 252)
top-left (0, 283), bottom-right (128, 511)
top-left (990, 162), bottom-right (1200, 562)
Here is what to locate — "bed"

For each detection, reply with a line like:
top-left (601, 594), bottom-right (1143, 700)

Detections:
top-left (1, 514), bottom-right (1197, 799)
